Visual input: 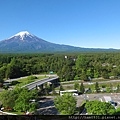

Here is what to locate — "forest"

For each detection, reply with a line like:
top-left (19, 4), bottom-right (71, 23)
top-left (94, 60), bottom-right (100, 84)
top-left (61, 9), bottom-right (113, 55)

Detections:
top-left (0, 52), bottom-right (120, 83)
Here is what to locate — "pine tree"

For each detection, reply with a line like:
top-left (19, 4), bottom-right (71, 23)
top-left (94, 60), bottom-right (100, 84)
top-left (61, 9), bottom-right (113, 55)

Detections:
top-left (52, 84), bottom-right (56, 95)
top-left (80, 82), bottom-right (85, 93)
top-left (95, 82), bottom-right (100, 93)
top-left (117, 84), bottom-right (120, 92)
top-left (44, 83), bottom-right (49, 95)
top-left (59, 84), bottom-right (64, 91)
top-left (59, 84), bottom-right (64, 95)
top-left (74, 82), bottom-right (79, 90)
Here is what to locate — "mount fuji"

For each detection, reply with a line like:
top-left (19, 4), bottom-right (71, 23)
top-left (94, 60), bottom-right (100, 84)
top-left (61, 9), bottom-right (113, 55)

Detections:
top-left (0, 31), bottom-right (118, 53)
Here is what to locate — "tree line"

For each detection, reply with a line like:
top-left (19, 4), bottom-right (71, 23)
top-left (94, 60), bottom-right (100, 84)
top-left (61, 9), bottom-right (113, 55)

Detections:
top-left (1, 52), bottom-right (120, 83)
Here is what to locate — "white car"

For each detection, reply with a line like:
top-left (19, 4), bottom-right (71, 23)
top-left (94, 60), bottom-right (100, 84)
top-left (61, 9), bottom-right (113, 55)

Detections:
top-left (88, 82), bottom-right (94, 85)
top-left (73, 93), bottom-right (78, 96)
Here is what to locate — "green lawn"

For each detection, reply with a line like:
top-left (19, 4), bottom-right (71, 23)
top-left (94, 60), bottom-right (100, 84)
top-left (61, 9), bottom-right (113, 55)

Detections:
top-left (5, 110), bottom-right (24, 115)
top-left (14, 76), bottom-right (48, 87)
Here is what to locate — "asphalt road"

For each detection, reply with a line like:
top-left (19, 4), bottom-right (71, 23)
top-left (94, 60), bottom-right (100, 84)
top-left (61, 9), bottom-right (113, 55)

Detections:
top-left (4, 74), bottom-right (57, 83)
top-left (62, 79), bottom-right (120, 87)
top-left (22, 76), bottom-right (59, 90)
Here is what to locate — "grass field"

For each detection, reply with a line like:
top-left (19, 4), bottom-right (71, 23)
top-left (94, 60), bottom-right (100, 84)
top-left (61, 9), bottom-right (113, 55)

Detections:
top-left (5, 110), bottom-right (24, 115)
top-left (14, 75), bottom-right (48, 87)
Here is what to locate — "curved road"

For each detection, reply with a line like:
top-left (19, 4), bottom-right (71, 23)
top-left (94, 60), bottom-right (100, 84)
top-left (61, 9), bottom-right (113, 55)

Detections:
top-left (4, 74), bottom-right (57, 82)
top-left (22, 76), bottom-right (59, 90)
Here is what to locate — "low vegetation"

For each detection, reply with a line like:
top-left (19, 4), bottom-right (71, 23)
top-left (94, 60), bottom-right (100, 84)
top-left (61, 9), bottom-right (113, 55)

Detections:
top-left (0, 87), bottom-right (38, 114)
top-left (54, 94), bottom-right (120, 115)
top-left (1, 52), bottom-right (120, 83)
top-left (13, 75), bottom-right (47, 87)
top-left (1, 53), bottom-right (120, 115)
top-left (54, 93), bottom-right (77, 115)
top-left (85, 100), bottom-right (115, 115)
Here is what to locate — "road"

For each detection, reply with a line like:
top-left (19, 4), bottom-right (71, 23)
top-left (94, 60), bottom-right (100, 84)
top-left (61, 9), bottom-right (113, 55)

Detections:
top-left (62, 79), bottom-right (120, 87)
top-left (22, 76), bottom-right (59, 90)
top-left (4, 74), bottom-right (57, 83)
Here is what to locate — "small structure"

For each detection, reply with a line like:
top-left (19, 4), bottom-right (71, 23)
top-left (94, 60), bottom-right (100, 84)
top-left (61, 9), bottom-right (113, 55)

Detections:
top-left (99, 98), bottom-right (103, 102)
top-left (65, 56), bottom-right (67, 59)
top-left (104, 96), bottom-right (112, 102)
top-left (1, 107), bottom-right (4, 111)
top-left (60, 90), bottom-right (79, 96)
top-left (49, 71), bottom-right (53, 74)
top-left (26, 111), bottom-right (30, 115)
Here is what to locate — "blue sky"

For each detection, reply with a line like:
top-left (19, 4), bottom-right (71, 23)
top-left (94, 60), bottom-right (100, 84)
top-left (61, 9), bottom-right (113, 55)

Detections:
top-left (0, 0), bottom-right (120, 49)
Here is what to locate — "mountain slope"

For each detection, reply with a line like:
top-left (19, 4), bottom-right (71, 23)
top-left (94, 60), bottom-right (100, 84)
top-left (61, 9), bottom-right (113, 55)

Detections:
top-left (0, 31), bottom-right (118, 53)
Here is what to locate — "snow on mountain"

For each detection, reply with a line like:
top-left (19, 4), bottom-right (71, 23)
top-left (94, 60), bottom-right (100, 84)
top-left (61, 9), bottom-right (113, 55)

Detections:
top-left (8, 31), bottom-right (34, 40)
top-left (0, 31), bottom-right (118, 53)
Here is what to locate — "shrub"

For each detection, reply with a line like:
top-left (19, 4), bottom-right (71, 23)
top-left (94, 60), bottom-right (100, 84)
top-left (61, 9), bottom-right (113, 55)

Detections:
top-left (27, 76), bottom-right (37, 80)
top-left (3, 85), bottom-right (9, 90)
top-left (0, 82), bottom-right (3, 87)
top-left (11, 81), bottom-right (19, 85)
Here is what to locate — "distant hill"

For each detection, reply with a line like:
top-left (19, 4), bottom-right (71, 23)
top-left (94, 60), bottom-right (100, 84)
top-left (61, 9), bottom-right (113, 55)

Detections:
top-left (0, 31), bottom-right (118, 53)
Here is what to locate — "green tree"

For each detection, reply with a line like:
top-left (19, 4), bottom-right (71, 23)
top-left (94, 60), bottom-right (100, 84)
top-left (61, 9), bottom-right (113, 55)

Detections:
top-left (80, 82), bottom-right (85, 93)
top-left (111, 68), bottom-right (120, 77)
top-left (117, 84), bottom-right (120, 92)
top-left (94, 70), bottom-right (99, 78)
top-left (76, 55), bottom-right (88, 69)
top-left (80, 71), bottom-right (88, 81)
top-left (87, 87), bottom-right (92, 93)
top-left (0, 90), bottom-right (16, 109)
top-left (102, 71), bottom-right (109, 79)
top-left (115, 107), bottom-right (120, 115)
top-left (14, 88), bottom-right (38, 112)
top-left (0, 83), bottom-right (3, 88)
top-left (60, 65), bottom-right (73, 81)
top-left (74, 75), bottom-right (80, 80)
top-left (59, 84), bottom-right (64, 91)
top-left (0, 65), bottom-right (7, 81)
top-left (27, 75), bottom-right (37, 80)
top-left (44, 83), bottom-right (49, 95)
top-left (0, 87), bottom-right (38, 112)
top-left (54, 93), bottom-right (77, 115)
top-left (106, 87), bottom-right (111, 93)
top-left (5, 58), bottom-right (23, 79)
top-left (40, 84), bottom-right (43, 91)
top-left (109, 83), bottom-right (113, 92)
top-left (74, 82), bottom-right (79, 90)
top-left (85, 100), bottom-right (115, 115)
top-left (52, 84), bottom-right (56, 95)
top-left (95, 82), bottom-right (100, 93)
top-left (86, 68), bottom-right (94, 79)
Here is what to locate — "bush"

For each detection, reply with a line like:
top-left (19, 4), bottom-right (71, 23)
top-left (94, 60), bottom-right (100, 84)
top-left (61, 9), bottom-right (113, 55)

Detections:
top-left (27, 76), bottom-right (37, 80)
top-left (3, 85), bottom-right (9, 90)
top-left (74, 75), bottom-right (80, 80)
top-left (11, 81), bottom-right (19, 85)
top-left (0, 82), bottom-right (3, 87)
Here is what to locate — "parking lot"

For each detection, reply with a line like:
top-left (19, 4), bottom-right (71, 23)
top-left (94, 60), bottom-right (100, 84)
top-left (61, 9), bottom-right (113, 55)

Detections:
top-left (76, 93), bottom-right (120, 108)
top-left (36, 93), bottom-right (120, 115)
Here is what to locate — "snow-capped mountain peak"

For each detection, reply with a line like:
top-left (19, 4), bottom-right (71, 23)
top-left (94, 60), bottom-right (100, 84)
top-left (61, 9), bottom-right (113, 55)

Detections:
top-left (15, 31), bottom-right (30, 36)
top-left (9, 31), bottom-right (34, 40)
